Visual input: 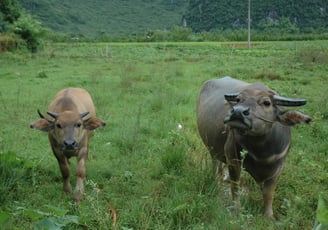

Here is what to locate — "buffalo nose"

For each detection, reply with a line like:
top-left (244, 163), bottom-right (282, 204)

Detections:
top-left (231, 106), bottom-right (250, 117)
top-left (63, 140), bottom-right (77, 150)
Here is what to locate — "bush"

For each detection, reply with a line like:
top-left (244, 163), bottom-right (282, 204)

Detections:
top-left (0, 33), bottom-right (22, 51)
top-left (171, 26), bottom-right (192, 41)
top-left (12, 14), bottom-right (43, 52)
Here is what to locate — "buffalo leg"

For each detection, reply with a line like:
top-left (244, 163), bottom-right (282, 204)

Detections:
top-left (224, 134), bottom-right (242, 212)
top-left (50, 138), bottom-right (72, 194)
top-left (74, 150), bottom-right (87, 202)
top-left (212, 158), bottom-right (222, 182)
top-left (212, 158), bottom-right (229, 184)
top-left (262, 178), bottom-right (278, 220)
top-left (212, 158), bottom-right (220, 179)
top-left (227, 163), bottom-right (241, 201)
top-left (56, 157), bottom-right (72, 194)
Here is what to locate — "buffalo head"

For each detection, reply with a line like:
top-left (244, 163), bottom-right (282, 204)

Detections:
top-left (224, 89), bottom-right (311, 135)
top-left (30, 110), bottom-right (105, 151)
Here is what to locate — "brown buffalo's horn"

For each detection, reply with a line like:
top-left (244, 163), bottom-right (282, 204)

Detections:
top-left (224, 93), bottom-right (239, 102)
top-left (47, 111), bottom-right (58, 119)
top-left (273, 95), bottom-right (307, 106)
top-left (80, 111), bottom-right (89, 118)
top-left (37, 109), bottom-right (45, 119)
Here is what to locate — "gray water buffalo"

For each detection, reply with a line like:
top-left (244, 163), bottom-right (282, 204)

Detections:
top-left (30, 88), bottom-right (106, 201)
top-left (196, 77), bottom-right (311, 220)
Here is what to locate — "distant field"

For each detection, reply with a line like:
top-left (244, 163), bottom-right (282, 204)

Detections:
top-left (0, 41), bottom-right (327, 229)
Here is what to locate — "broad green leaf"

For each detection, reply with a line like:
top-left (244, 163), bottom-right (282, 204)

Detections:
top-left (34, 217), bottom-right (64, 230)
top-left (44, 205), bottom-right (68, 217)
top-left (313, 221), bottom-right (328, 230)
top-left (60, 215), bottom-right (79, 225)
top-left (34, 216), bottom-right (79, 230)
top-left (317, 195), bottom-right (328, 224)
top-left (25, 209), bottom-right (50, 221)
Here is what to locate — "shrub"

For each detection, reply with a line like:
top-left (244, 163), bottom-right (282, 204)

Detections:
top-left (12, 14), bottom-right (43, 52)
top-left (0, 33), bottom-right (22, 51)
top-left (171, 26), bottom-right (192, 41)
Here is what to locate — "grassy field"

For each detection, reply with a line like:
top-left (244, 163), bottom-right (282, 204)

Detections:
top-left (0, 41), bottom-right (327, 229)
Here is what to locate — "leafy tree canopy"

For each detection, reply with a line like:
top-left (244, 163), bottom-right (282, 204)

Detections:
top-left (0, 0), bottom-right (21, 23)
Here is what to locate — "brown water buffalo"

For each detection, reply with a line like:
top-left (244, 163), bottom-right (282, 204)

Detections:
top-left (196, 77), bottom-right (311, 220)
top-left (30, 88), bottom-right (106, 201)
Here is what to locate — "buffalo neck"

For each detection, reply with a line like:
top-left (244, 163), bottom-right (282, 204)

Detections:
top-left (234, 123), bottom-right (291, 162)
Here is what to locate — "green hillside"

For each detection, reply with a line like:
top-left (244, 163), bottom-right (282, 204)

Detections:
top-left (17, 0), bottom-right (327, 37)
top-left (185, 0), bottom-right (327, 33)
top-left (18, 0), bottom-right (189, 36)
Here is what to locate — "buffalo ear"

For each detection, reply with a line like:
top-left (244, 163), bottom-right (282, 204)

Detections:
top-left (84, 117), bottom-right (106, 130)
top-left (30, 119), bottom-right (54, 132)
top-left (277, 110), bottom-right (312, 126)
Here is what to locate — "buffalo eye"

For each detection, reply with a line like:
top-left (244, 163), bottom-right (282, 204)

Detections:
top-left (56, 123), bottom-right (62, 129)
top-left (76, 123), bottom-right (82, 128)
top-left (263, 100), bottom-right (271, 107)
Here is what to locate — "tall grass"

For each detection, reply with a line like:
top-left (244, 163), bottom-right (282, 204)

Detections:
top-left (0, 41), bottom-right (327, 229)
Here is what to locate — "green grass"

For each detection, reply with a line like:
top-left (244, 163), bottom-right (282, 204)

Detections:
top-left (0, 41), bottom-right (327, 229)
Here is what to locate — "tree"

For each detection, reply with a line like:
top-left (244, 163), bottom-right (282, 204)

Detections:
top-left (0, 0), bottom-right (21, 23)
top-left (0, 0), bottom-right (43, 52)
top-left (13, 13), bottom-right (43, 52)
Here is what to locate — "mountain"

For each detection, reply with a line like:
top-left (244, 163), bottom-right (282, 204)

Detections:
top-left (18, 0), bottom-right (327, 37)
top-left (18, 0), bottom-right (189, 36)
top-left (185, 0), bottom-right (327, 33)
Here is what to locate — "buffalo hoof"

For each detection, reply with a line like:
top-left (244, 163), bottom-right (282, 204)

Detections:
top-left (73, 191), bottom-right (83, 202)
top-left (265, 213), bottom-right (277, 221)
top-left (63, 184), bottom-right (72, 194)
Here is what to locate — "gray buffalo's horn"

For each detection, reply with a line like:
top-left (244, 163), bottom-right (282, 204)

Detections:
top-left (273, 95), bottom-right (307, 106)
top-left (47, 111), bottom-right (58, 119)
top-left (224, 93), bottom-right (239, 102)
top-left (80, 111), bottom-right (89, 118)
top-left (37, 109), bottom-right (45, 119)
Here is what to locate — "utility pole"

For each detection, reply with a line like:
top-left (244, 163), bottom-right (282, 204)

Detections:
top-left (247, 0), bottom-right (251, 50)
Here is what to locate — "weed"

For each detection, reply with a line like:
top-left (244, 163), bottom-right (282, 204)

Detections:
top-left (160, 130), bottom-right (188, 175)
top-left (0, 152), bottom-right (25, 204)
top-left (78, 180), bottom-right (114, 229)
top-left (36, 71), bottom-right (48, 79)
